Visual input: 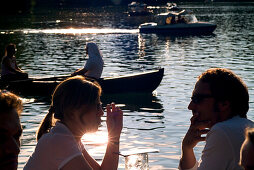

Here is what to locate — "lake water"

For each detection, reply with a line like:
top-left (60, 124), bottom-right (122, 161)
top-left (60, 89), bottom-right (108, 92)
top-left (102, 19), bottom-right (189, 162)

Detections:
top-left (0, 2), bottom-right (254, 169)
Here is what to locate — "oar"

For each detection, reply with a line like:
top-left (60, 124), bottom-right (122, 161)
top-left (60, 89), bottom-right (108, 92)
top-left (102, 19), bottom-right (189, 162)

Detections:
top-left (31, 75), bottom-right (72, 81)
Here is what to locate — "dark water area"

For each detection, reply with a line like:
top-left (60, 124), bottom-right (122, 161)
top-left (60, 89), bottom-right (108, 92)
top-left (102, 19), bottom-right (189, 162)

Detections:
top-left (0, 2), bottom-right (254, 169)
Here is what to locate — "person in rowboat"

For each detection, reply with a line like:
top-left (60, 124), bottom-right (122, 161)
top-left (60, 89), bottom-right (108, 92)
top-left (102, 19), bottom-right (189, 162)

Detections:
top-left (24, 76), bottom-right (123, 170)
top-left (1, 44), bottom-right (28, 81)
top-left (72, 43), bottom-right (104, 79)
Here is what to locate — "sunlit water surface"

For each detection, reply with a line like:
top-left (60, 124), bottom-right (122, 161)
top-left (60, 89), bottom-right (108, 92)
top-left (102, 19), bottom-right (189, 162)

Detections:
top-left (0, 2), bottom-right (254, 169)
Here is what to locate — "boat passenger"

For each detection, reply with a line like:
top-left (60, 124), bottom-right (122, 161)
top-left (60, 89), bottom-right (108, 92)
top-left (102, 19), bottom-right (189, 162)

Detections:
top-left (24, 76), bottom-right (123, 170)
top-left (240, 128), bottom-right (254, 170)
top-left (166, 16), bottom-right (176, 25)
top-left (177, 16), bottom-right (187, 24)
top-left (72, 43), bottom-right (104, 79)
top-left (1, 44), bottom-right (28, 81)
top-left (179, 68), bottom-right (254, 170)
top-left (0, 90), bottom-right (23, 170)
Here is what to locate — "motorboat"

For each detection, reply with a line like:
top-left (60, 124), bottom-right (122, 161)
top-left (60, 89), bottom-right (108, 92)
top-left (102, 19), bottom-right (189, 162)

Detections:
top-left (128, 1), bottom-right (152, 16)
top-left (139, 10), bottom-right (216, 35)
top-left (166, 2), bottom-right (181, 11)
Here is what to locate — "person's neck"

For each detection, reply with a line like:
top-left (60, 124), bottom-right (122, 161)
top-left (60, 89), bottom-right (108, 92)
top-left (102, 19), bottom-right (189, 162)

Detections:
top-left (219, 110), bottom-right (233, 122)
top-left (61, 120), bottom-right (84, 142)
top-left (7, 54), bottom-right (14, 58)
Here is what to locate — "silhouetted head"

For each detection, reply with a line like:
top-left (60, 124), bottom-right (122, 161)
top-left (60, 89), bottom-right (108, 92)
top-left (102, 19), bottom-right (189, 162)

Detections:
top-left (37, 76), bottom-right (103, 141)
top-left (0, 90), bottom-right (23, 170)
top-left (197, 68), bottom-right (249, 118)
top-left (240, 128), bottom-right (254, 170)
top-left (5, 44), bottom-right (17, 57)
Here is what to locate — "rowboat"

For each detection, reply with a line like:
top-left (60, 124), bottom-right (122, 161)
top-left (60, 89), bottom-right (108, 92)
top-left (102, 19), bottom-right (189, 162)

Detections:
top-left (139, 10), bottom-right (216, 35)
top-left (0, 68), bottom-right (164, 96)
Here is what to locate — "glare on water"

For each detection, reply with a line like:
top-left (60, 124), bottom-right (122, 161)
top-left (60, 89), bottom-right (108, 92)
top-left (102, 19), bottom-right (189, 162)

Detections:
top-left (0, 2), bottom-right (254, 170)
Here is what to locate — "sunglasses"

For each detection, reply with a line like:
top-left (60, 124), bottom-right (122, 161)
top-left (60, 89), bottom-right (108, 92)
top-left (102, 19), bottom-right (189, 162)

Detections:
top-left (191, 94), bottom-right (214, 104)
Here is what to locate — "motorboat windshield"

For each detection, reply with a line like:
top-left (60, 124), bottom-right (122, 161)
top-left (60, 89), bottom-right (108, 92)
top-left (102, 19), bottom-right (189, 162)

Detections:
top-left (128, 1), bottom-right (148, 13)
top-left (155, 10), bottom-right (198, 25)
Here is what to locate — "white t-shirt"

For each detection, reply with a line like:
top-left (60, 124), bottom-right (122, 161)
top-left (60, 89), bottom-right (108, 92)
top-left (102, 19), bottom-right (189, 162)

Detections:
top-left (24, 122), bottom-right (84, 170)
top-left (179, 116), bottom-right (254, 170)
top-left (84, 43), bottom-right (104, 79)
top-left (84, 58), bottom-right (103, 79)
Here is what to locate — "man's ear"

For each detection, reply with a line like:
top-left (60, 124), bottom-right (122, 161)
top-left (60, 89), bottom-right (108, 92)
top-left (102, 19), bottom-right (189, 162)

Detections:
top-left (218, 100), bottom-right (231, 112)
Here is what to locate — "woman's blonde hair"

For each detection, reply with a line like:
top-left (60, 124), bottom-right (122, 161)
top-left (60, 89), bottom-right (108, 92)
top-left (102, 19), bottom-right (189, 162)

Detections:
top-left (37, 76), bottom-right (101, 141)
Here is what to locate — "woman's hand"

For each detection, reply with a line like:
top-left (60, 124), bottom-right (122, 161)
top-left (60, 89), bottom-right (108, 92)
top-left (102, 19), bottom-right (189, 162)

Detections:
top-left (106, 103), bottom-right (123, 142)
top-left (182, 114), bottom-right (210, 151)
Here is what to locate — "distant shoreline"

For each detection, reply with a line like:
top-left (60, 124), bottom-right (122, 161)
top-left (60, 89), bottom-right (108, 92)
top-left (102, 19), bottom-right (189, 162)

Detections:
top-left (1, 0), bottom-right (254, 14)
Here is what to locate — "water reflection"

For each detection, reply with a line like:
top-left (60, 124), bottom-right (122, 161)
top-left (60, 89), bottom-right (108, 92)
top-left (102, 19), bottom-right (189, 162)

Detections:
top-left (1, 2), bottom-right (253, 170)
top-left (102, 93), bottom-right (163, 113)
top-left (21, 28), bottom-right (138, 34)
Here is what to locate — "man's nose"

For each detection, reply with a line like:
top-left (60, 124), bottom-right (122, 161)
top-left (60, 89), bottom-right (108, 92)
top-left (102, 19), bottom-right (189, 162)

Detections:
top-left (188, 100), bottom-right (196, 111)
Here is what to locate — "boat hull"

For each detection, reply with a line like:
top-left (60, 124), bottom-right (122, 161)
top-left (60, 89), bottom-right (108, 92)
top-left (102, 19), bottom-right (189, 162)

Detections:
top-left (139, 22), bottom-right (216, 35)
top-left (128, 11), bottom-right (152, 16)
top-left (0, 68), bottom-right (164, 96)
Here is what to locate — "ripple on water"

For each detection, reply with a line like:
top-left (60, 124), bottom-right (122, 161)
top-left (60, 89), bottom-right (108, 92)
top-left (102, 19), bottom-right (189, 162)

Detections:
top-left (0, 2), bottom-right (253, 169)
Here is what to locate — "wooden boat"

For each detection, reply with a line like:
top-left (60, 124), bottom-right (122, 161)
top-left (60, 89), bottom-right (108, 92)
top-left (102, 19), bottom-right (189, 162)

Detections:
top-left (0, 68), bottom-right (164, 96)
top-left (139, 10), bottom-right (216, 35)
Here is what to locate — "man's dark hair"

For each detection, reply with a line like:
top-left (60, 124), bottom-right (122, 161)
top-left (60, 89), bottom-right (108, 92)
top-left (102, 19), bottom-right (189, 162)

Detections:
top-left (0, 90), bottom-right (22, 114)
top-left (198, 68), bottom-right (249, 118)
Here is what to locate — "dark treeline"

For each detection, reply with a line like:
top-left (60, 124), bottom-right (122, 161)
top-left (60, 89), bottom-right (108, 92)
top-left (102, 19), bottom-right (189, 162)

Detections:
top-left (1, 0), bottom-right (253, 14)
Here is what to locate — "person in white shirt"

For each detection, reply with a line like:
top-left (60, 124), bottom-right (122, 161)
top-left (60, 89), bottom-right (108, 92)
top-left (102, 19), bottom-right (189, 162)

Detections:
top-left (72, 42), bottom-right (104, 79)
top-left (179, 68), bottom-right (254, 170)
top-left (24, 76), bottom-right (123, 170)
top-left (240, 128), bottom-right (254, 170)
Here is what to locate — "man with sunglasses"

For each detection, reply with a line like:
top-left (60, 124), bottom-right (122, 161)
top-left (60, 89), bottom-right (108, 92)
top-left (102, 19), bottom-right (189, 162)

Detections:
top-left (179, 68), bottom-right (254, 170)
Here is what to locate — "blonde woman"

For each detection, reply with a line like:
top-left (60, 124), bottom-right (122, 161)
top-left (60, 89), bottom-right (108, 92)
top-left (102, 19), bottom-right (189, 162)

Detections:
top-left (72, 43), bottom-right (104, 79)
top-left (24, 76), bottom-right (123, 170)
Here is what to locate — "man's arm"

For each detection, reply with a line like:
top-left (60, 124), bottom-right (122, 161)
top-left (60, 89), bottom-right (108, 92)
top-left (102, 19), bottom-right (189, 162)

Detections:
top-left (197, 126), bottom-right (233, 170)
top-left (71, 68), bottom-right (88, 76)
top-left (180, 114), bottom-right (210, 169)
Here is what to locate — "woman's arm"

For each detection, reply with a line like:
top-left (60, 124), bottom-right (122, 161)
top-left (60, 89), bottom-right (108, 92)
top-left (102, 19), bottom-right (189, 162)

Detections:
top-left (82, 103), bottom-right (123, 170)
top-left (101, 103), bottom-right (123, 170)
top-left (14, 60), bottom-right (22, 72)
top-left (63, 104), bottom-right (123, 170)
top-left (72, 68), bottom-right (88, 76)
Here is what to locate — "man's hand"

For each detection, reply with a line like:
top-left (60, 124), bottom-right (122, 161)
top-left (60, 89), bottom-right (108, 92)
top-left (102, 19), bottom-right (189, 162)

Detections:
top-left (180, 114), bottom-right (211, 169)
top-left (182, 114), bottom-right (210, 151)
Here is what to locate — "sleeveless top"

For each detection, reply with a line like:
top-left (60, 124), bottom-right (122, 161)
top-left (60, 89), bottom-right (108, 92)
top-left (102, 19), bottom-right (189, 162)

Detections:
top-left (1, 56), bottom-right (16, 76)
